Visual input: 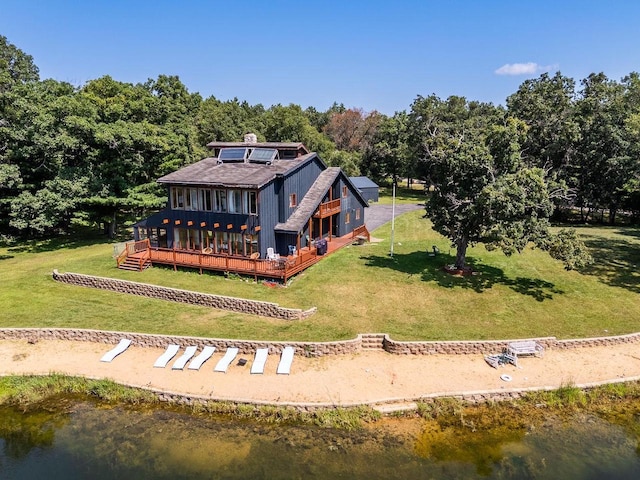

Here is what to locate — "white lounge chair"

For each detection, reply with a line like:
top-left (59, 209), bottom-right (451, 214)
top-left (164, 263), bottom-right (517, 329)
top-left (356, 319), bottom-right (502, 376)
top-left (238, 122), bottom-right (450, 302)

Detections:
top-left (276, 346), bottom-right (295, 374)
top-left (214, 347), bottom-right (239, 373)
top-left (251, 348), bottom-right (269, 374)
top-left (172, 345), bottom-right (197, 370)
top-left (153, 344), bottom-right (180, 368)
top-left (188, 346), bottom-right (216, 370)
top-left (100, 338), bottom-right (132, 362)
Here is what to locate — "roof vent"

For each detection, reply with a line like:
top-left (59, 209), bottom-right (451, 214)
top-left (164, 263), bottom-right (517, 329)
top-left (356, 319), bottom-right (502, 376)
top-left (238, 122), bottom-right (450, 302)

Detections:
top-left (244, 133), bottom-right (258, 144)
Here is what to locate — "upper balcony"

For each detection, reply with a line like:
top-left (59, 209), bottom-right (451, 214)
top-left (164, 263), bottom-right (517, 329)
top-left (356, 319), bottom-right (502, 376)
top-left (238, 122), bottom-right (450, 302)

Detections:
top-left (313, 198), bottom-right (341, 219)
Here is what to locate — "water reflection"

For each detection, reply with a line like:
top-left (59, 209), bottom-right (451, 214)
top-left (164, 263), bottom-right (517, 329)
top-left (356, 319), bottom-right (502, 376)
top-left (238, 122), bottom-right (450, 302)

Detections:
top-left (0, 400), bottom-right (639, 479)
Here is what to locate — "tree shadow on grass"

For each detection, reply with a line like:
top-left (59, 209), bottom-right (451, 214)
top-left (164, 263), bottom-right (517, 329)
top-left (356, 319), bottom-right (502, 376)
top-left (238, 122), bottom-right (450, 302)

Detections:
top-left (361, 251), bottom-right (563, 301)
top-left (6, 229), bottom-right (119, 254)
top-left (579, 229), bottom-right (640, 294)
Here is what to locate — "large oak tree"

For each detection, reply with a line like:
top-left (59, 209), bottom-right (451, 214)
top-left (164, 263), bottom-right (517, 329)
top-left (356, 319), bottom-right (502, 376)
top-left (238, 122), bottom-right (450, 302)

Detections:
top-left (410, 95), bottom-right (591, 270)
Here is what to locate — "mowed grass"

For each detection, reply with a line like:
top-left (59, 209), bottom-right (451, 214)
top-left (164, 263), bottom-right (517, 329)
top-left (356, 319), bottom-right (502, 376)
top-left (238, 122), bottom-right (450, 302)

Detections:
top-left (1, 209), bottom-right (639, 341)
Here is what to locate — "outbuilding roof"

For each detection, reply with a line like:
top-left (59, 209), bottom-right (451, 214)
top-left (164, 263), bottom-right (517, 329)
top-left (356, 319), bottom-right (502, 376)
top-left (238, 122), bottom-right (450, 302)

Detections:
top-left (349, 176), bottom-right (379, 189)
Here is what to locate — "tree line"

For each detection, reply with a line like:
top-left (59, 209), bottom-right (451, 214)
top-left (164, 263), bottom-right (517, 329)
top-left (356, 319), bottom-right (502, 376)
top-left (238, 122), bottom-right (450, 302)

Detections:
top-left (1, 35), bottom-right (639, 259)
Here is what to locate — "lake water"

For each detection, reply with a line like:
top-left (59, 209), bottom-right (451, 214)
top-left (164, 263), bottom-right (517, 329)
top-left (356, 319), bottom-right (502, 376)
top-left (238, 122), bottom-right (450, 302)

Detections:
top-left (1, 399), bottom-right (639, 479)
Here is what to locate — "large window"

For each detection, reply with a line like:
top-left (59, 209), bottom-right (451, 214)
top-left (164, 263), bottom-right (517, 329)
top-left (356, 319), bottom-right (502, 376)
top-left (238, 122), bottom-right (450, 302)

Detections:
top-left (244, 191), bottom-right (257, 215)
top-left (228, 189), bottom-right (243, 214)
top-left (185, 188), bottom-right (198, 211)
top-left (171, 186), bottom-right (256, 215)
top-left (171, 187), bottom-right (184, 209)
top-left (200, 189), bottom-right (213, 211)
top-left (214, 189), bottom-right (227, 212)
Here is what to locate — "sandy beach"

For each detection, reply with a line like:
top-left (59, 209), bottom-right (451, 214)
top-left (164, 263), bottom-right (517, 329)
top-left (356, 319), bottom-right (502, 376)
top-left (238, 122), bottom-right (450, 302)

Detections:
top-left (2, 339), bottom-right (640, 407)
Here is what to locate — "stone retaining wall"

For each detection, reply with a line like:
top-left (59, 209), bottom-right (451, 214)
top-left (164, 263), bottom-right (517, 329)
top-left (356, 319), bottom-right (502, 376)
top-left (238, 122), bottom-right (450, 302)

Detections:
top-left (0, 328), bottom-right (361, 357)
top-left (2, 328), bottom-right (640, 357)
top-left (52, 270), bottom-right (316, 320)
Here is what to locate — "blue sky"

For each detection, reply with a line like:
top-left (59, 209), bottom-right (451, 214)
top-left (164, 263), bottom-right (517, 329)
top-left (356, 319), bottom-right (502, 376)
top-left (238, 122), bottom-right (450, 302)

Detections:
top-left (2, 0), bottom-right (639, 115)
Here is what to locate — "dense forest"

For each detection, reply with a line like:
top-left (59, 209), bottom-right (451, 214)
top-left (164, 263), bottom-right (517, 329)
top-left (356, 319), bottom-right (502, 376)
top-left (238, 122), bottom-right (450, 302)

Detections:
top-left (1, 35), bottom-right (639, 243)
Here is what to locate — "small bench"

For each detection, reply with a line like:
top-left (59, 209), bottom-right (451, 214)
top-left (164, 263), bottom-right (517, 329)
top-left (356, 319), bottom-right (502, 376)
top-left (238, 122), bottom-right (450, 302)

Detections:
top-left (504, 340), bottom-right (544, 366)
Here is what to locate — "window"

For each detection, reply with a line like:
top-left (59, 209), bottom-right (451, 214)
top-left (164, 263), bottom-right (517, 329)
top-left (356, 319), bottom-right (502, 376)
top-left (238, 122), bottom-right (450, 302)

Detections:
top-left (345, 211), bottom-right (350, 224)
top-left (185, 188), bottom-right (198, 211)
top-left (248, 191), bottom-right (258, 215)
top-left (214, 189), bottom-right (227, 212)
top-left (171, 187), bottom-right (184, 209)
top-left (289, 193), bottom-right (297, 207)
top-left (342, 186), bottom-right (348, 198)
top-left (356, 208), bottom-right (361, 220)
top-left (200, 189), bottom-right (212, 211)
top-left (228, 189), bottom-right (243, 214)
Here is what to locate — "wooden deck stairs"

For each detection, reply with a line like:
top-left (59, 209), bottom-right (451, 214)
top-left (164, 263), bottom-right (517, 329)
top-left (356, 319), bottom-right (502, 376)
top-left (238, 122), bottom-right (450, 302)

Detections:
top-left (118, 254), bottom-right (151, 271)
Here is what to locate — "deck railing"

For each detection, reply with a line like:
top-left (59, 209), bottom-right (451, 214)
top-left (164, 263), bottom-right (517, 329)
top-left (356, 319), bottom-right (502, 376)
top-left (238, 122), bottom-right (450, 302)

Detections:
top-left (352, 224), bottom-right (370, 242)
top-left (119, 230), bottom-right (360, 280)
top-left (116, 239), bottom-right (150, 267)
top-left (314, 198), bottom-right (341, 218)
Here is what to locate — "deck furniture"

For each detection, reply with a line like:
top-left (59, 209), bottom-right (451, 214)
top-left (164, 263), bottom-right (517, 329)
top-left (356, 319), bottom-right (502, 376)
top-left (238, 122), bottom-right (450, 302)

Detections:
top-left (188, 346), bottom-right (216, 370)
top-left (505, 340), bottom-right (544, 367)
top-left (251, 348), bottom-right (269, 374)
top-left (153, 344), bottom-right (180, 368)
top-left (172, 346), bottom-right (197, 370)
top-left (276, 346), bottom-right (295, 375)
top-left (214, 347), bottom-right (239, 373)
top-left (100, 339), bottom-right (132, 362)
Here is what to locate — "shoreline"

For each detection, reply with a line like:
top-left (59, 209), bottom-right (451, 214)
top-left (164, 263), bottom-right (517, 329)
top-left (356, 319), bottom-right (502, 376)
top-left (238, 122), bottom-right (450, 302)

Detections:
top-left (2, 337), bottom-right (640, 412)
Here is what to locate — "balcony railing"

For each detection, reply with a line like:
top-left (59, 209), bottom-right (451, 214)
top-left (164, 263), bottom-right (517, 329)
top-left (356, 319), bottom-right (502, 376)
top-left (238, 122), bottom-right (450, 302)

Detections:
top-left (314, 198), bottom-right (341, 218)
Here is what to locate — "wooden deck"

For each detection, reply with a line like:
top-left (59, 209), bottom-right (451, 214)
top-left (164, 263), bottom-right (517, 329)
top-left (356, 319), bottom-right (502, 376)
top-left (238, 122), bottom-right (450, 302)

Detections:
top-left (119, 226), bottom-right (369, 282)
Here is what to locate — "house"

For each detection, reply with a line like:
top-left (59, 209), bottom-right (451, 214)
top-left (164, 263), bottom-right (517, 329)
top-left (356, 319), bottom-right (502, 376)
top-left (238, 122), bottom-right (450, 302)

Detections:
top-left (121, 134), bottom-right (370, 281)
top-left (349, 176), bottom-right (379, 203)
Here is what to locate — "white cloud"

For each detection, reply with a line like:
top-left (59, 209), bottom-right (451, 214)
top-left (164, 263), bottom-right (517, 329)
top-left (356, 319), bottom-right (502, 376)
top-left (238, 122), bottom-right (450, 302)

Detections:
top-left (495, 62), bottom-right (546, 76)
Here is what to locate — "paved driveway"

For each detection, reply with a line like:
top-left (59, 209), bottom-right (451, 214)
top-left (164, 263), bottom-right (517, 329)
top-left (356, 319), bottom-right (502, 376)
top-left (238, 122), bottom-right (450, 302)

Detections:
top-left (364, 203), bottom-right (424, 232)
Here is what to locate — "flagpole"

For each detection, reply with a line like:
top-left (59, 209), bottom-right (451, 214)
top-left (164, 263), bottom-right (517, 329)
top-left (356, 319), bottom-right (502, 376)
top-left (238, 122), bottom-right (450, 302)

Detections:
top-left (390, 181), bottom-right (396, 257)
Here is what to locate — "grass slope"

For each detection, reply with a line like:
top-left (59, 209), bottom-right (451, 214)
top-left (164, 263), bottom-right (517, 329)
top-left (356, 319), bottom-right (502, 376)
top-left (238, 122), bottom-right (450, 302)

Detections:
top-left (1, 207), bottom-right (638, 341)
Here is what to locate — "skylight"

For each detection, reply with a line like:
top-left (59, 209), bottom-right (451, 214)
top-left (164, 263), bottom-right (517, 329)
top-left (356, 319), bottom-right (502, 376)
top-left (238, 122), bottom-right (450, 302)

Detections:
top-left (248, 148), bottom-right (278, 163)
top-left (218, 147), bottom-right (248, 162)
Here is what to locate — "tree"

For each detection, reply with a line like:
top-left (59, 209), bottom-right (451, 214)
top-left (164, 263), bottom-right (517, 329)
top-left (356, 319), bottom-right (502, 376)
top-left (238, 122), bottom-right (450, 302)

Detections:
top-left (0, 35), bottom-right (39, 93)
top-left (410, 95), bottom-right (591, 270)
top-left (574, 73), bottom-right (635, 224)
top-left (9, 176), bottom-right (89, 236)
top-left (262, 104), bottom-right (334, 157)
top-left (506, 72), bottom-right (580, 217)
top-left (361, 111), bottom-right (410, 184)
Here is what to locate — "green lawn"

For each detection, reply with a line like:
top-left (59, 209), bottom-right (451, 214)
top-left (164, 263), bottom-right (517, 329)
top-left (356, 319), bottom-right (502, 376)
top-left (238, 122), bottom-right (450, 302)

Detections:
top-left (1, 211), bottom-right (638, 342)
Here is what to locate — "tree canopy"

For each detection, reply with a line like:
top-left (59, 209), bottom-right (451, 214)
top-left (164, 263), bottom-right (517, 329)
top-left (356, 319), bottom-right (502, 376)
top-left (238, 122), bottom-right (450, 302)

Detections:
top-left (410, 95), bottom-right (592, 270)
top-left (0, 33), bottom-right (638, 270)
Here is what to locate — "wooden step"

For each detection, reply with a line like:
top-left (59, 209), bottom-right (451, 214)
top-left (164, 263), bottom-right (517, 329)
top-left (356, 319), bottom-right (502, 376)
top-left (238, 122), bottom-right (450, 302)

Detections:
top-left (118, 257), bottom-right (151, 271)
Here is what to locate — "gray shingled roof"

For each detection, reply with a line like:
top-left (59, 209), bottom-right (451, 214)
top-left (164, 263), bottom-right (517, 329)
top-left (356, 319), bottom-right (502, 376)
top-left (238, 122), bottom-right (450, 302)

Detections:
top-left (274, 167), bottom-right (341, 234)
top-left (156, 153), bottom-right (315, 188)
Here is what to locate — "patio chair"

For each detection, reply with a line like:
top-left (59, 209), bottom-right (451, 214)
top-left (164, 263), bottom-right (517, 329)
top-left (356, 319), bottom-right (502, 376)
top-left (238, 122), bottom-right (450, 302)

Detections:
top-left (276, 346), bottom-right (295, 374)
top-left (251, 348), bottom-right (269, 374)
top-left (172, 345), bottom-right (198, 370)
top-left (188, 346), bottom-right (216, 370)
top-left (266, 247), bottom-right (278, 260)
top-left (153, 344), bottom-right (180, 368)
top-left (214, 347), bottom-right (239, 373)
top-left (100, 338), bottom-right (132, 362)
